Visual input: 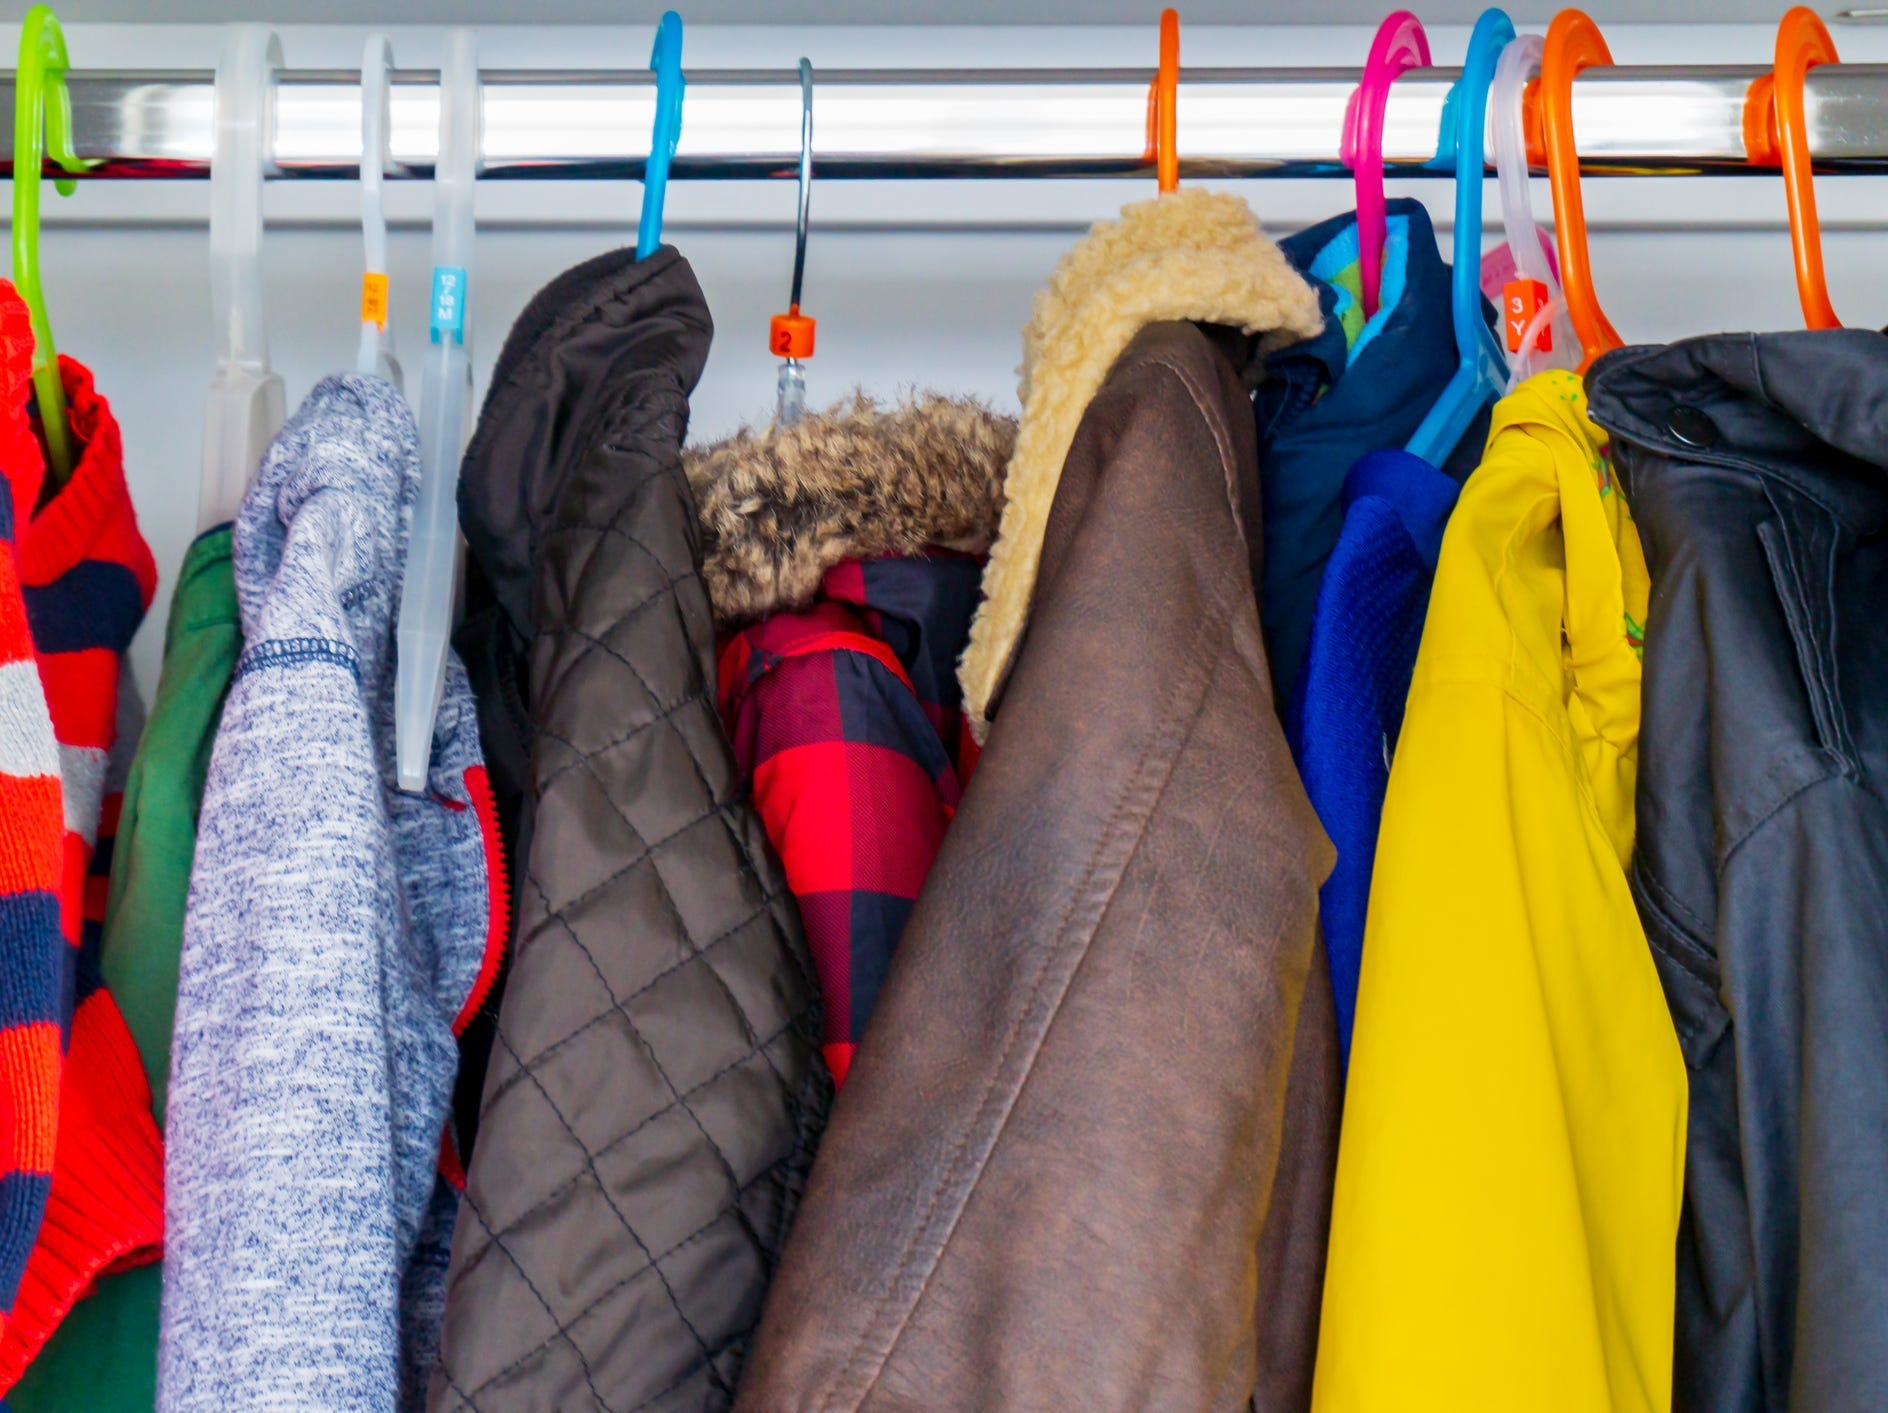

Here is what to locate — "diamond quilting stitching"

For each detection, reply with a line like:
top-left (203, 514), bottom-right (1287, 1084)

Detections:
top-left (444, 1191), bottom-right (611, 1411)
top-left (486, 1025), bottom-right (728, 1379)
top-left (477, 879), bottom-right (775, 1114)
top-left (473, 974), bottom-right (808, 1248)
top-left (447, 399), bottom-right (825, 1411)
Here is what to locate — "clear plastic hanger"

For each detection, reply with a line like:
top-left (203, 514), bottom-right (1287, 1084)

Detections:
top-left (394, 28), bottom-right (479, 794)
top-left (358, 33), bottom-right (400, 386)
top-left (1490, 31), bottom-right (1574, 387)
top-left (770, 59), bottom-right (816, 428)
top-left (197, 24), bottom-right (287, 533)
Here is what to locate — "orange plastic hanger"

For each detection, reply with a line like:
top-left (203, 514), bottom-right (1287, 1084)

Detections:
top-left (1743, 7), bottom-right (1842, 329)
top-left (1144, 9), bottom-right (1179, 193)
top-left (1538, 9), bottom-right (1622, 371)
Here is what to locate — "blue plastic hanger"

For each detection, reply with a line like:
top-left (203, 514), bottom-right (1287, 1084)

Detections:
top-left (1406, 7), bottom-right (1513, 466)
top-left (638, 11), bottom-right (684, 260)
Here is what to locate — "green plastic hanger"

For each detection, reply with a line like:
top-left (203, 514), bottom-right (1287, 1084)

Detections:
top-left (14, 5), bottom-right (93, 491)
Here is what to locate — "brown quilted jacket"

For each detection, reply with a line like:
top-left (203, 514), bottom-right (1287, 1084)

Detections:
top-left (736, 192), bottom-right (1341, 1411)
top-left (432, 245), bottom-right (832, 1412)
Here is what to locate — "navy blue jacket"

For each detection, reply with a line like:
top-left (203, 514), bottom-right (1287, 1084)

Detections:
top-left (1255, 198), bottom-right (1487, 703)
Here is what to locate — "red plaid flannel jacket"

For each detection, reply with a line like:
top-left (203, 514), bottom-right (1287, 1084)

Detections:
top-left (718, 554), bottom-right (981, 1086)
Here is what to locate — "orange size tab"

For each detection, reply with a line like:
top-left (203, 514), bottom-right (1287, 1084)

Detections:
top-left (770, 309), bottom-right (816, 359)
top-left (1503, 278), bottom-right (1551, 353)
top-left (360, 272), bottom-right (390, 328)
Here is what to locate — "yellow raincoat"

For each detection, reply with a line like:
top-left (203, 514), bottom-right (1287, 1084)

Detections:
top-left (1312, 370), bottom-right (1686, 1412)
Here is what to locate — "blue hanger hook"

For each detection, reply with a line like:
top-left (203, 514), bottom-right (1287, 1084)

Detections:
top-left (1407, 7), bottom-right (1513, 466)
top-left (638, 10), bottom-right (684, 260)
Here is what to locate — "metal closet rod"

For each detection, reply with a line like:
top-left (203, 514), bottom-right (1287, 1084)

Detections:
top-left (7, 63), bottom-right (1888, 180)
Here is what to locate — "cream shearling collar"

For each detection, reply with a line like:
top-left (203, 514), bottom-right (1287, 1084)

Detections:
top-left (956, 188), bottom-right (1323, 739)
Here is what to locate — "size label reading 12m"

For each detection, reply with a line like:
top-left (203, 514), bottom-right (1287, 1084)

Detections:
top-left (431, 266), bottom-right (469, 345)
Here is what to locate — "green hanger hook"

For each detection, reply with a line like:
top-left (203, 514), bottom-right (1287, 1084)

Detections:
top-left (14, 4), bottom-right (94, 491)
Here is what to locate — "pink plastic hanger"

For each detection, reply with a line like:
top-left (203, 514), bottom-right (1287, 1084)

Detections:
top-left (1341, 10), bottom-right (1431, 320)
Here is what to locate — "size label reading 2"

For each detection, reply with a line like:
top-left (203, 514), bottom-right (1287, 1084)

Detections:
top-left (431, 266), bottom-right (468, 345)
top-left (768, 310), bottom-right (816, 359)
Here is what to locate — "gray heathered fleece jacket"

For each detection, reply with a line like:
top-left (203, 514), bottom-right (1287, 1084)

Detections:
top-left (160, 374), bottom-right (507, 1411)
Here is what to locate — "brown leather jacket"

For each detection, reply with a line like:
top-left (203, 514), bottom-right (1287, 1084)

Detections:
top-left (737, 192), bottom-right (1339, 1412)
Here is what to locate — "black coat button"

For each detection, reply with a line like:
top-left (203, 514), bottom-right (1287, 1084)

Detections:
top-left (1666, 404), bottom-right (1721, 449)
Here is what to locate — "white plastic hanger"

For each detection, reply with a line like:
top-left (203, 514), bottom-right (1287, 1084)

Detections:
top-left (358, 33), bottom-right (400, 386)
top-left (1490, 32), bottom-right (1576, 389)
top-left (394, 28), bottom-right (479, 794)
top-left (196, 24), bottom-right (287, 532)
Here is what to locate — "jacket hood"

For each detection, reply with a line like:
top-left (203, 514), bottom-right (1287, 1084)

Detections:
top-left (457, 244), bottom-right (712, 639)
top-left (235, 373), bottom-right (418, 686)
top-left (685, 393), bottom-right (1015, 627)
top-left (957, 187), bottom-right (1324, 738)
top-left (1587, 329), bottom-right (1888, 526)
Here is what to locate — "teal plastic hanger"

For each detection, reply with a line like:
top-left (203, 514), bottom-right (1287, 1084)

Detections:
top-left (13, 4), bottom-right (94, 491)
top-left (1406, 7), bottom-right (1513, 467)
top-left (638, 11), bottom-right (684, 260)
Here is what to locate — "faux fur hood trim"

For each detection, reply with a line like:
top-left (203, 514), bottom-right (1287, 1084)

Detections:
top-left (686, 393), bottom-right (1016, 627)
top-left (957, 188), bottom-right (1324, 741)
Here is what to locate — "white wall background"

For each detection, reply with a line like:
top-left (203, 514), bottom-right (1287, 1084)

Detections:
top-left (9, 19), bottom-right (1888, 691)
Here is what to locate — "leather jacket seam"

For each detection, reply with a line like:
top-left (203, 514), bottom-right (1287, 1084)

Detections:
top-left (847, 597), bottom-right (1237, 1410)
top-left (1140, 350), bottom-right (1244, 516)
top-left (830, 656), bottom-right (1196, 1405)
top-left (831, 357), bottom-right (1248, 1409)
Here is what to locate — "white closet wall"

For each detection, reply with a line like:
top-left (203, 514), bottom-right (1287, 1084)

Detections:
top-left (8, 18), bottom-right (1888, 690)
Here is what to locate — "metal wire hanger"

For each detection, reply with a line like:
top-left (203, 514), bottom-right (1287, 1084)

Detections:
top-left (771, 58), bottom-right (816, 428)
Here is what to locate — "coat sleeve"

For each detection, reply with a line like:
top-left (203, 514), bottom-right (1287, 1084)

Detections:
top-left (720, 631), bottom-right (956, 1088)
top-left (1313, 415), bottom-right (1686, 1412)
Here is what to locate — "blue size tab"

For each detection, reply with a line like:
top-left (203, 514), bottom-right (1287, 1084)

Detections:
top-left (429, 265), bottom-right (468, 345)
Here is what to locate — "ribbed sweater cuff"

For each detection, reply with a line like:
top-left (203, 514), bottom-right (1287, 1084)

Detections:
top-left (14, 359), bottom-right (126, 590)
top-left (0, 994), bottom-right (163, 1393)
